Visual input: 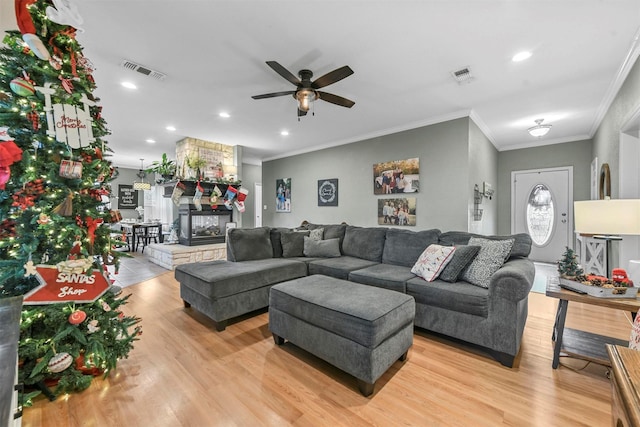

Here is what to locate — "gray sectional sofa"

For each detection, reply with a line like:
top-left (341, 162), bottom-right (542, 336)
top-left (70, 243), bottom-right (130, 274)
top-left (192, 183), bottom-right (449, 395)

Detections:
top-left (175, 223), bottom-right (535, 367)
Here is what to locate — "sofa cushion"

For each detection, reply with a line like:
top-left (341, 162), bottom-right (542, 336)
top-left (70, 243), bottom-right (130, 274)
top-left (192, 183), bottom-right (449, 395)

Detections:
top-left (438, 245), bottom-right (481, 283)
top-left (411, 244), bottom-right (456, 281)
top-left (227, 227), bottom-right (273, 262)
top-left (406, 277), bottom-right (489, 318)
top-left (175, 259), bottom-right (307, 299)
top-left (461, 237), bottom-right (514, 288)
top-left (438, 231), bottom-right (531, 259)
top-left (308, 256), bottom-right (379, 280)
top-left (281, 230), bottom-right (310, 257)
top-left (306, 223), bottom-right (347, 249)
top-left (348, 263), bottom-right (416, 293)
top-left (303, 236), bottom-right (341, 257)
top-left (269, 227), bottom-right (291, 258)
top-left (309, 227), bottom-right (324, 240)
top-left (342, 226), bottom-right (387, 262)
top-left (382, 228), bottom-right (441, 267)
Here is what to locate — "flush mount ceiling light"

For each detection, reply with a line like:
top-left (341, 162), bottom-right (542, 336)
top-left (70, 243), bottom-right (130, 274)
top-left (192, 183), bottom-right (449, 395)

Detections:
top-left (219, 112), bottom-right (231, 118)
top-left (528, 119), bottom-right (552, 137)
top-left (145, 139), bottom-right (156, 143)
top-left (280, 130), bottom-right (289, 136)
top-left (512, 51), bottom-right (532, 62)
top-left (165, 125), bottom-right (176, 131)
top-left (121, 81), bottom-right (137, 89)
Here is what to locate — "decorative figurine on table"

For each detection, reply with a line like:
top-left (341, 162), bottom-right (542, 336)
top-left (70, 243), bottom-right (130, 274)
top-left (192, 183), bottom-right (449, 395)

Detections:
top-left (612, 268), bottom-right (634, 287)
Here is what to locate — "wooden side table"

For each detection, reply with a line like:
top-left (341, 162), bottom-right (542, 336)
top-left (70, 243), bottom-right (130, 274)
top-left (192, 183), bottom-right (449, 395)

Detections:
top-left (546, 277), bottom-right (640, 368)
top-left (607, 345), bottom-right (640, 427)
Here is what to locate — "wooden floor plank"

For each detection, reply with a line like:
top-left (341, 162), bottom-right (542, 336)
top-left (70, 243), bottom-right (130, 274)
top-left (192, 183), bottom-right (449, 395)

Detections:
top-left (20, 271), bottom-right (633, 426)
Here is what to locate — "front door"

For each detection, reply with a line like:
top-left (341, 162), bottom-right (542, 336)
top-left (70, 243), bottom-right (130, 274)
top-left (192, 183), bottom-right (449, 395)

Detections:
top-left (512, 167), bottom-right (573, 263)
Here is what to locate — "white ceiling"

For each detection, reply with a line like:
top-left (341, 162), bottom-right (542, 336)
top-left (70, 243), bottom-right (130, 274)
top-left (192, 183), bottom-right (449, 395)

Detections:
top-left (2, 1), bottom-right (640, 169)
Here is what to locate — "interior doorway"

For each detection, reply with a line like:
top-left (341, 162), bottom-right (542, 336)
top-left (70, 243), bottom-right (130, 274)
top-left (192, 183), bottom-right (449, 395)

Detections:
top-left (511, 167), bottom-right (573, 263)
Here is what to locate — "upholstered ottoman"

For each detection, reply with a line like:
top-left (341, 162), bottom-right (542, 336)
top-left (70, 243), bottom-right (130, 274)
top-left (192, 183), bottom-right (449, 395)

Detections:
top-left (269, 274), bottom-right (415, 396)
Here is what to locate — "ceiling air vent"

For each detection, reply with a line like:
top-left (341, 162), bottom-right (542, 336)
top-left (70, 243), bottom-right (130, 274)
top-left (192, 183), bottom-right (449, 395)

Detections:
top-left (451, 67), bottom-right (474, 84)
top-left (121, 60), bottom-right (167, 81)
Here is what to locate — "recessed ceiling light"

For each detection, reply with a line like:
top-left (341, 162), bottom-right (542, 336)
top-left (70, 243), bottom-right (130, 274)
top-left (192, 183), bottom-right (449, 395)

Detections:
top-left (281, 130), bottom-right (289, 136)
top-left (512, 51), bottom-right (532, 62)
top-left (219, 112), bottom-right (231, 118)
top-left (121, 81), bottom-right (137, 89)
top-left (146, 139), bottom-right (156, 143)
top-left (166, 126), bottom-right (176, 131)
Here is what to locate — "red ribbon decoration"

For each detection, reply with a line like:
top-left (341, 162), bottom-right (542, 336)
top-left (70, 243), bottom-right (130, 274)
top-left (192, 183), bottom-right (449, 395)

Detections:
top-left (0, 141), bottom-right (23, 167)
top-left (85, 216), bottom-right (103, 246)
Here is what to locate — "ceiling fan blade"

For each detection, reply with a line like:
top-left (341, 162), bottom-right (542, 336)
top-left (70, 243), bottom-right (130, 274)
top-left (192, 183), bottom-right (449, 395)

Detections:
top-left (266, 61), bottom-right (301, 86)
top-left (311, 66), bottom-right (354, 89)
top-left (297, 108), bottom-right (307, 117)
top-left (252, 91), bottom-right (296, 100)
top-left (317, 91), bottom-right (355, 108)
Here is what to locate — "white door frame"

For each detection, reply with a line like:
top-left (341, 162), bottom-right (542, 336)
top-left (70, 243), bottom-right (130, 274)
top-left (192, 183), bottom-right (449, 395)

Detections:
top-left (254, 182), bottom-right (262, 227)
top-left (511, 166), bottom-right (574, 249)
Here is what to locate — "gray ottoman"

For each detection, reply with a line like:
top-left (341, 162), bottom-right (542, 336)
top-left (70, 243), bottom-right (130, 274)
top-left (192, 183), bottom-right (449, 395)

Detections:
top-left (269, 275), bottom-right (415, 396)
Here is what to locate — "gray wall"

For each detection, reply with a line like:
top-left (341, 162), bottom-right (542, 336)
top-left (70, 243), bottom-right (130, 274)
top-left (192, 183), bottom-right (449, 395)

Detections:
top-left (593, 55), bottom-right (640, 198)
top-left (468, 118), bottom-right (498, 235)
top-left (262, 117), bottom-right (485, 232)
top-left (496, 139), bottom-right (593, 235)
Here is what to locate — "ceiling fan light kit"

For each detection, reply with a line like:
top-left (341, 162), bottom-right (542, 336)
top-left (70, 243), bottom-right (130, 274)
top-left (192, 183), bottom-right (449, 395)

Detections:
top-left (252, 61), bottom-right (355, 118)
top-left (528, 118), bottom-right (552, 138)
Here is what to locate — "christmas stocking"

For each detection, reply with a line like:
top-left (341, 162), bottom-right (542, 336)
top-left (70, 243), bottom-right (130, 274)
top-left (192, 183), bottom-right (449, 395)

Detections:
top-left (193, 181), bottom-right (204, 211)
top-left (15, 0), bottom-right (51, 60)
top-left (210, 185), bottom-right (222, 207)
top-left (224, 186), bottom-right (238, 210)
top-left (234, 187), bottom-right (249, 213)
top-left (171, 181), bottom-right (185, 206)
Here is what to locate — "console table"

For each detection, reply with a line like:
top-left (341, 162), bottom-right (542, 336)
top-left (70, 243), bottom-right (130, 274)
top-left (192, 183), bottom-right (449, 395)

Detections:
top-left (607, 345), bottom-right (640, 427)
top-left (546, 277), bottom-right (640, 368)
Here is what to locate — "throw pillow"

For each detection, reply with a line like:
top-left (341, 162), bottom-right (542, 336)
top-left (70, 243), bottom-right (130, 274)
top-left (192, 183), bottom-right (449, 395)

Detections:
top-left (411, 244), bottom-right (456, 282)
top-left (303, 236), bottom-right (341, 257)
top-left (226, 227), bottom-right (273, 262)
top-left (461, 237), bottom-right (515, 288)
top-left (309, 227), bottom-right (324, 241)
top-left (280, 230), bottom-right (309, 257)
top-left (438, 245), bottom-right (481, 282)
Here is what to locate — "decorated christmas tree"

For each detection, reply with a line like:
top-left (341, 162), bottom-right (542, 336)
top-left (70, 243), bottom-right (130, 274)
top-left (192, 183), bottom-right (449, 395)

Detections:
top-left (0, 0), bottom-right (140, 400)
top-left (557, 246), bottom-right (584, 278)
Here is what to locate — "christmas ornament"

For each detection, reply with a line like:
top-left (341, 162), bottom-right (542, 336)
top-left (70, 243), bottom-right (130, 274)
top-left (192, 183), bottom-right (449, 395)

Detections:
top-left (52, 193), bottom-right (74, 216)
top-left (49, 55), bottom-right (63, 70)
top-left (59, 75), bottom-right (74, 94)
top-left (11, 179), bottom-right (45, 209)
top-left (87, 319), bottom-right (99, 333)
top-left (0, 140), bottom-right (23, 166)
top-left (85, 216), bottom-right (103, 246)
top-left (68, 309), bottom-right (87, 325)
top-left (9, 77), bottom-right (35, 97)
top-left (37, 213), bottom-right (51, 225)
top-left (48, 352), bottom-right (73, 373)
top-left (59, 159), bottom-right (83, 179)
top-left (15, 0), bottom-right (51, 60)
top-left (24, 259), bottom-right (37, 277)
top-left (101, 301), bottom-right (111, 312)
top-left (0, 166), bottom-right (9, 190)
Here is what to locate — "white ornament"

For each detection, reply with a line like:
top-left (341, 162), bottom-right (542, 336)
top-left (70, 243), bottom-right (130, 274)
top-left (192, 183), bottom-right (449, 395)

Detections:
top-left (46, 0), bottom-right (84, 32)
top-left (22, 33), bottom-right (50, 60)
top-left (48, 352), bottom-right (73, 373)
top-left (0, 127), bottom-right (12, 141)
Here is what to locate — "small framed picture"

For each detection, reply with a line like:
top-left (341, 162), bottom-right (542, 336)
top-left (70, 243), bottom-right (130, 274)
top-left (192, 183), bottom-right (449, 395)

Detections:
top-left (318, 179), bottom-right (338, 206)
top-left (276, 178), bottom-right (291, 212)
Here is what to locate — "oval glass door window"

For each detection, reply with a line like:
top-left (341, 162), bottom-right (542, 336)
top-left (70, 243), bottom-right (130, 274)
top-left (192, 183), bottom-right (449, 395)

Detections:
top-left (526, 184), bottom-right (555, 246)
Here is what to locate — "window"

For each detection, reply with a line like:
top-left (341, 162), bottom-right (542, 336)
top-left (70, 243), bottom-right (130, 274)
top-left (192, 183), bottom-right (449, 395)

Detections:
top-left (526, 184), bottom-right (554, 246)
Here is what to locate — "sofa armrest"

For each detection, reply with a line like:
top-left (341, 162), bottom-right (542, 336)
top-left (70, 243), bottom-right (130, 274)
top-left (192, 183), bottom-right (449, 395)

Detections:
top-left (488, 258), bottom-right (535, 302)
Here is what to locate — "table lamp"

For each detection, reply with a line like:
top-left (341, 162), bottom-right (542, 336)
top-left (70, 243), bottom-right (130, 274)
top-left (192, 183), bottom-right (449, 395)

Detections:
top-left (574, 199), bottom-right (640, 277)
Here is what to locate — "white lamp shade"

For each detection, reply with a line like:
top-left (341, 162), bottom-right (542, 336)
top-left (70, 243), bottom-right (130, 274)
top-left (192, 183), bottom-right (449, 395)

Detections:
top-left (133, 182), bottom-right (151, 191)
top-left (574, 199), bottom-right (640, 235)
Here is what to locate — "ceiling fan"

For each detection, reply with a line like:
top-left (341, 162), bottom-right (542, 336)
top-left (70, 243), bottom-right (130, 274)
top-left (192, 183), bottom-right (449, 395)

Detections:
top-left (252, 61), bottom-right (355, 117)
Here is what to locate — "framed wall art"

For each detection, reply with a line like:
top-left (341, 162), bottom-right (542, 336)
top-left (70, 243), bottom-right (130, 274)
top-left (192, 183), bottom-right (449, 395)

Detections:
top-left (378, 197), bottom-right (416, 226)
top-left (118, 184), bottom-right (138, 210)
top-left (318, 179), bottom-right (338, 206)
top-left (373, 157), bottom-right (420, 195)
top-left (276, 178), bottom-right (291, 212)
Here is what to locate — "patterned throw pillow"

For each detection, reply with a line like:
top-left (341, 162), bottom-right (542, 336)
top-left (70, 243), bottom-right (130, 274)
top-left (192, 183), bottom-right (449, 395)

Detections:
top-left (438, 245), bottom-right (481, 283)
top-left (411, 244), bottom-right (456, 282)
top-left (309, 227), bottom-right (324, 241)
top-left (461, 237), bottom-right (514, 288)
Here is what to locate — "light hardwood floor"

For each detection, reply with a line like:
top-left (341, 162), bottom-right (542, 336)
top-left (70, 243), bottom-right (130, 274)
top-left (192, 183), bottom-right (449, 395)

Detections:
top-left (22, 270), bottom-right (633, 427)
